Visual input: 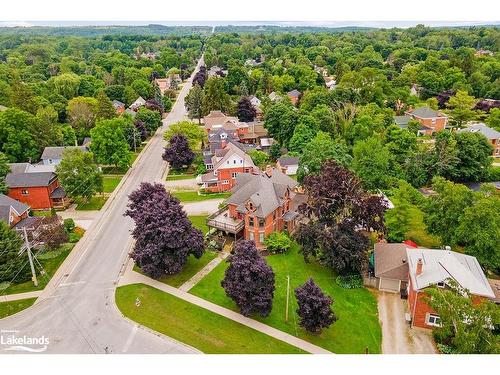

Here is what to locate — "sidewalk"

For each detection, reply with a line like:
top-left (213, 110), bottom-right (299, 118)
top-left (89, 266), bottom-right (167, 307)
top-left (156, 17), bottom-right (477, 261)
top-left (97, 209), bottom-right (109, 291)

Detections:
top-left (118, 265), bottom-right (332, 354)
top-left (0, 290), bottom-right (42, 303)
top-left (178, 252), bottom-right (229, 292)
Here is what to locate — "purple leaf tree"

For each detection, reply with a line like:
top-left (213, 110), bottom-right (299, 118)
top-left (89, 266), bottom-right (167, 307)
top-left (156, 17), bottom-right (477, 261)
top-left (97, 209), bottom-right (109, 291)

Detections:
top-left (162, 133), bottom-right (195, 170)
top-left (295, 278), bottom-right (337, 333)
top-left (125, 182), bottom-right (204, 278)
top-left (221, 240), bottom-right (275, 317)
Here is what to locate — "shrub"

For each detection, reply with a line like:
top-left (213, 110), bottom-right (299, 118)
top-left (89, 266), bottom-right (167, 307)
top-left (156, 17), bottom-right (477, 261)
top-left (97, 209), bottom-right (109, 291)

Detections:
top-left (63, 218), bottom-right (75, 233)
top-left (335, 274), bottom-right (363, 289)
top-left (263, 232), bottom-right (293, 254)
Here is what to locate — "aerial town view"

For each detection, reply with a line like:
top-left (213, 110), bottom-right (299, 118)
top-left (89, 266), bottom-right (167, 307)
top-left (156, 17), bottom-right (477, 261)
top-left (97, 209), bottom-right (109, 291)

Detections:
top-left (0, 0), bottom-right (498, 373)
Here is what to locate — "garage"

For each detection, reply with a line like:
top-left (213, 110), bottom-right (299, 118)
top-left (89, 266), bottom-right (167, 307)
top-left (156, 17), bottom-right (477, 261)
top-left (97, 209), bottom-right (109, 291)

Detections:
top-left (374, 243), bottom-right (410, 294)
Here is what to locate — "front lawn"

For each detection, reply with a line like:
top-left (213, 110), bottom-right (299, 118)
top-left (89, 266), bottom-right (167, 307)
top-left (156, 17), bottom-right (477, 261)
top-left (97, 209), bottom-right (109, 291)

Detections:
top-left (133, 251), bottom-right (217, 288)
top-left (75, 196), bottom-right (108, 210)
top-left (0, 298), bottom-right (37, 319)
top-left (166, 173), bottom-right (195, 181)
top-left (2, 245), bottom-right (74, 295)
top-left (115, 283), bottom-right (305, 354)
top-left (190, 244), bottom-right (382, 354)
top-left (189, 215), bottom-right (209, 234)
top-left (172, 191), bottom-right (229, 202)
top-left (102, 175), bottom-right (122, 193)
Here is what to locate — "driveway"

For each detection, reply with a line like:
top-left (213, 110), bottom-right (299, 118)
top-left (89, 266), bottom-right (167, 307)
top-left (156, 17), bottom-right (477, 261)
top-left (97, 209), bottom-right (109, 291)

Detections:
top-left (57, 205), bottom-right (99, 230)
top-left (182, 199), bottom-right (223, 215)
top-left (165, 178), bottom-right (198, 191)
top-left (377, 291), bottom-right (436, 354)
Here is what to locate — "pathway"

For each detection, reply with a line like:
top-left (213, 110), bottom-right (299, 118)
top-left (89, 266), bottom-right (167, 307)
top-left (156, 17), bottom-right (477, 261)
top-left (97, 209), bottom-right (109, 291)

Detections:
top-left (118, 265), bottom-right (332, 354)
top-left (0, 290), bottom-right (42, 303)
top-left (377, 291), bottom-right (436, 354)
top-left (178, 252), bottom-right (229, 292)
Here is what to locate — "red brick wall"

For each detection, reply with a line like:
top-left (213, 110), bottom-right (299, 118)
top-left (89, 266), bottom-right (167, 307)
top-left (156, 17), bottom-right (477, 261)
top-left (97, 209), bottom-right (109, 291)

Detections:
top-left (407, 279), bottom-right (438, 328)
top-left (414, 117), bottom-right (447, 133)
top-left (205, 167), bottom-right (248, 192)
top-left (8, 179), bottom-right (59, 210)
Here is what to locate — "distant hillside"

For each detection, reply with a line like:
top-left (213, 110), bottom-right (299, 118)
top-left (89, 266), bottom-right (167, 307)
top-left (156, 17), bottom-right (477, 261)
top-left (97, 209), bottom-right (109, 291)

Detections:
top-left (0, 24), bottom-right (213, 36)
top-left (214, 25), bottom-right (376, 34)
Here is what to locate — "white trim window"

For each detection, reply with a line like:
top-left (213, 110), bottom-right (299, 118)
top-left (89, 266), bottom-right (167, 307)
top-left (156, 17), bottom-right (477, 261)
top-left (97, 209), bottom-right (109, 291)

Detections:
top-left (222, 179), bottom-right (229, 185)
top-left (259, 232), bottom-right (264, 243)
top-left (231, 172), bottom-right (238, 178)
top-left (427, 313), bottom-right (441, 327)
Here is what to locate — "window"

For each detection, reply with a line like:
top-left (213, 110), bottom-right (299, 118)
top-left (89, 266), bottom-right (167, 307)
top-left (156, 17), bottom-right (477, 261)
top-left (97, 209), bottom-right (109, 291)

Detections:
top-left (258, 218), bottom-right (265, 227)
top-left (259, 232), bottom-right (264, 243)
top-left (233, 159), bottom-right (236, 164)
top-left (249, 217), bottom-right (254, 227)
top-left (21, 189), bottom-right (29, 195)
top-left (214, 170), bottom-right (218, 176)
top-left (206, 164), bottom-right (213, 170)
top-left (249, 232), bottom-right (254, 241)
top-left (231, 172), bottom-right (238, 178)
top-left (437, 281), bottom-right (445, 288)
top-left (431, 118), bottom-right (436, 125)
top-left (222, 180), bottom-right (229, 185)
top-left (427, 314), bottom-right (441, 327)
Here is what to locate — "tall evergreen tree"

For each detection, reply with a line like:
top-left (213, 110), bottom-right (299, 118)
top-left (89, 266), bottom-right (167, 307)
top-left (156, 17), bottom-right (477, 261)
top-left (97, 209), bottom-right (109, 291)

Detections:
top-left (185, 84), bottom-right (204, 124)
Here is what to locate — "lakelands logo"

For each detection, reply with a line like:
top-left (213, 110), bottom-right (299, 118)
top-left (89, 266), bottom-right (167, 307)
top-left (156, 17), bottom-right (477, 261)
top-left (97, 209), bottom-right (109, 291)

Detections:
top-left (0, 330), bottom-right (49, 353)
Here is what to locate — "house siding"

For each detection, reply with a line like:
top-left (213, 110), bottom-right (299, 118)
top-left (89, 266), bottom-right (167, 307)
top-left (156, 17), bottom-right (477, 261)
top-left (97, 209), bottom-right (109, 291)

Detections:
top-left (8, 179), bottom-right (60, 210)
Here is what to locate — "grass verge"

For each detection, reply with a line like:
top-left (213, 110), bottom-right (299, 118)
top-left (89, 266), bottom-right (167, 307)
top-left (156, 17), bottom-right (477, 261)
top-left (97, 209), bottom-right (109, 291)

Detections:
top-left (190, 243), bottom-right (382, 354)
top-left (102, 175), bottom-right (122, 193)
top-left (0, 298), bottom-right (37, 319)
top-left (76, 196), bottom-right (108, 210)
top-left (115, 283), bottom-right (305, 354)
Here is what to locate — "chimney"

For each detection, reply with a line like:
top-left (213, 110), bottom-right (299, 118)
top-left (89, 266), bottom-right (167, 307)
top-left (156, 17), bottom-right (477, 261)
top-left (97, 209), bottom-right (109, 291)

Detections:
top-left (221, 140), bottom-right (227, 149)
top-left (265, 165), bottom-right (273, 177)
top-left (416, 258), bottom-right (423, 277)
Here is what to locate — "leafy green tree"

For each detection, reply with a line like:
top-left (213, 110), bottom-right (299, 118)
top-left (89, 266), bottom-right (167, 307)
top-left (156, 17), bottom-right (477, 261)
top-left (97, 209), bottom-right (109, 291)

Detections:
top-left (0, 222), bottom-right (29, 283)
top-left (430, 131), bottom-right (460, 180)
top-left (310, 104), bottom-right (335, 134)
top-left (202, 77), bottom-right (231, 115)
top-left (130, 79), bottom-right (152, 99)
top-left (288, 122), bottom-right (317, 154)
top-left (0, 108), bottom-right (38, 162)
top-left (163, 121), bottom-right (205, 150)
top-left (90, 118), bottom-right (131, 169)
top-left (9, 79), bottom-right (37, 114)
top-left (263, 102), bottom-right (298, 147)
top-left (385, 188), bottom-right (411, 242)
top-left (454, 132), bottom-right (493, 182)
top-left (50, 73), bottom-right (81, 99)
top-left (0, 152), bottom-right (10, 193)
top-left (135, 107), bottom-right (162, 133)
top-left (297, 132), bottom-right (351, 182)
top-left (353, 136), bottom-right (391, 191)
top-left (424, 177), bottom-right (474, 246)
top-left (456, 194), bottom-right (500, 271)
top-left (34, 106), bottom-right (63, 150)
top-left (56, 148), bottom-right (102, 202)
top-left (185, 83), bottom-right (204, 123)
top-left (61, 124), bottom-right (77, 146)
top-left (263, 232), bottom-right (293, 254)
top-left (66, 96), bottom-right (98, 141)
top-left (426, 281), bottom-right (500, 354)
top-left (248, 150), bottom-right (270, 169)
top-left (446, 90), bottom-right (477, 127)
top-left (486, 108), bottom-right (500, 131)
top-left (162, 96), bottom-right (173, 112)
top-left (95, 91), bottom-right (116, 120)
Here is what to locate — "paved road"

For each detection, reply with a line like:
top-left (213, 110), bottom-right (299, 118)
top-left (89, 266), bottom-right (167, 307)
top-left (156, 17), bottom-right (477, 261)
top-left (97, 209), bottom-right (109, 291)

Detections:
top-left (377, 291), bottom-right (436, 354)
top-left (0, 56), bottom-right (205, 354)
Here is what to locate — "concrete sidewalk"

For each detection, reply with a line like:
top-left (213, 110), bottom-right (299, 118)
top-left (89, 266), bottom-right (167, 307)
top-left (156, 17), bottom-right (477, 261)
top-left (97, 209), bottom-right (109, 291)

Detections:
top-left (178, 252), bottom-right (229, 292)
top-left (118, 266), bottom-right (332, 354)
top-left (0, 290), bottom-right (42, 303)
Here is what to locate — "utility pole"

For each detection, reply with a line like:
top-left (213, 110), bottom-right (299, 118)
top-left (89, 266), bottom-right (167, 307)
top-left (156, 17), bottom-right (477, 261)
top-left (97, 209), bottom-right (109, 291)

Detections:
top-left (285, 275), bottom-right (290, 322)
top-left (18, 226), bottom-right (38, 287)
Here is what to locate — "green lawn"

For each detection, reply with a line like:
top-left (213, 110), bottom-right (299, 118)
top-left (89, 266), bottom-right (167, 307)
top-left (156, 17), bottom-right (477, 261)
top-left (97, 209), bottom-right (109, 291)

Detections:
top-left (2, 245), bottom-right (74, 295)
top-left (190, 244), bottom-right (382, 354)
top-left (166, 173), bottom-right (196, 181)
top-left (172, 191), bottom-right (230, 202)
top-left (189, 215), bottom-right (209, 234)
top-left (0, 298), bottom-right (37, 319)
top-left (102, 175), bottom-right (122, 193)
top-left (391, 197), bottom-right (441, 248)
top-left (115, 283), bottom-right (305, 354)
top-left (133, 251), bottom-right (217, 288)
top-left (75, 196), bottom-right (108, 210)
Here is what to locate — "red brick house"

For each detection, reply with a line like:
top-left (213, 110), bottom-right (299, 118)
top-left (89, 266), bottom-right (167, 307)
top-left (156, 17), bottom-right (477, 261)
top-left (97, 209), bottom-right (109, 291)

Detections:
top-left (5, 171), bottom-right (68, 210)
top-left (207, 166), bottom-right (306, 248)
top-left (404, 106), bottom-right (448, 135)
top-left (287, 89), bottom-right (301, 106)
top-left (198, 142), bottom-right (255, 192)
top-left (458, 123), bottom-right (500, 158)
top-left (406, 248), bottom-right (494, 329)
top-left (0, 193), bottom-right (30, 228)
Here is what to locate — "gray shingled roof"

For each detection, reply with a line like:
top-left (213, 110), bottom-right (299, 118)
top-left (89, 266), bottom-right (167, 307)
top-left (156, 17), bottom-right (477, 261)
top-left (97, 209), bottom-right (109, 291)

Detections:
top-left (408, 106), bottom-right (443, 119)
top-left (277, 156), bottom-right (299, 166)
top-left (394, 115), bottom-right (411, 127)
top-left (288, 89), bottom-right (301, 97)
top-left (8, 163), bottom-right (30, 174)
top-left (0, 193), bottom-right (30, 223)
top-left (50, 187), bottom-right (66, 199)
top-left (374, 243), bottom-right (410, 281)
top-left (41, 146), bottom-right (87, 161)
top-left (5, 172), bottom-right (56, 188)
top-left (226, 168), bottom-right (298, 218)
top-left (0, 206), bottom-right (11, 223)
top-left (457, 123), bottom-right (500, 140)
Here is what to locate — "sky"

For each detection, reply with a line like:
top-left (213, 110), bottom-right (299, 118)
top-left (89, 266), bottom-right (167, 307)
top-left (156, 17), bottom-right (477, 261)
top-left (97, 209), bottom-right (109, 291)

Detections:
top-left (0, 0), bottom-right (499, 27)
